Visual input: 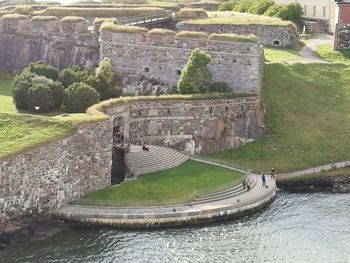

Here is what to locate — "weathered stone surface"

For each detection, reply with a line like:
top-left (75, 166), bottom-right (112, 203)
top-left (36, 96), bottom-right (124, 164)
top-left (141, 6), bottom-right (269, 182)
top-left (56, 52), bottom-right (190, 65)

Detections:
top-left (100, 30), bottom-right (264, 95)
top-left (0, 18), bottom-right (99, 71)
top-left (177, 22), bottom-right (299, 47)
top-left (334, 23), bottom-right (350, 49)
top-left (106, 97), bottom-right (263, 155)
top-left (0, 120), bottom-right (112, 226)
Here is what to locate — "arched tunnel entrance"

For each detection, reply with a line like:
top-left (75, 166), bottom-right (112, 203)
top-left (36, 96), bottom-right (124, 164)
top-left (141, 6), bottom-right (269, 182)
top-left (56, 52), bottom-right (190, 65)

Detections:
top-left (111, 146), bottom-right (126, 185)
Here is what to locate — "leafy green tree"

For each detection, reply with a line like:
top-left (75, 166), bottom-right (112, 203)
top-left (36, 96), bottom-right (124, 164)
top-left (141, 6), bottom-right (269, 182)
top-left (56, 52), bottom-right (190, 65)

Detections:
top-left (177, 49), bottom-right (212, 94)
top-left (248, 0), bottom-right (274, 15)
top-left (63, 82), bottom-right (100, 113)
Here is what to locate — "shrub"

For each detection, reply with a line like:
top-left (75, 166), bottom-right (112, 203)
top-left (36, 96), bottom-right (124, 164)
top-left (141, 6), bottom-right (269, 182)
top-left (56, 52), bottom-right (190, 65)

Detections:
top-left (248, 0), bottom-right (274, 15)
top-left (63, 82), bottom-right (100, 113)
top-left (272, 3), bottom-right (303, 26)
top-left (26, 83), bottom-right (56, 113)
top-left (209, 82), bottom-right (231, 93)
top-left (29, 75), bottom-right (65, 111)
top-left (58, 65), bottom-right (90, 88)
top-left (27, 61), bottom-right (60, 81)
top-left (11, 70), bottom-right (34, 109)
top-left (177, 49), bottom-right (212, 94)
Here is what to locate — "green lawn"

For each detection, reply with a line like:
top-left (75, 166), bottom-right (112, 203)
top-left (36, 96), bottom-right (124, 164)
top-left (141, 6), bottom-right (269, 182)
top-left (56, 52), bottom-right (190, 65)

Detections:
top-left (73, 160), bottom-right (242, 206)
top-left (314, 44), bottom-right (350, 64)
top-left (205, 63), bottom-right (350, 173)
top-left (0, 72), bottom-right (16, 113)
top-left (264, 47), bottom-right (301, 62)
top-left (0, 113), bottom-right (77, 159)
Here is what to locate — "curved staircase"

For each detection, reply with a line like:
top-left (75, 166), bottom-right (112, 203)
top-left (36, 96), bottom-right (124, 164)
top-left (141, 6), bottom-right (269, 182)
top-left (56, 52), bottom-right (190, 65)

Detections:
top-left (126, 144), bottom-right (189, 176)
top-left (191, 175), bottom-right (257, 205)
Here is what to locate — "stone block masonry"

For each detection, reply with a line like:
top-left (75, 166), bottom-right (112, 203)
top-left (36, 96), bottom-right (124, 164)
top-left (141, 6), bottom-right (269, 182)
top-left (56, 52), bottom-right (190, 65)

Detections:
top-left (177, 22), bottom-right (299, 48)
top-left (0, 17), bottom-right (99, 71)
top-left (0, 120), bottom-right (112, 225)
top-left (100, 29), bottom-right (264, 95)
top-left (106, 97), bottom-right (263, 155)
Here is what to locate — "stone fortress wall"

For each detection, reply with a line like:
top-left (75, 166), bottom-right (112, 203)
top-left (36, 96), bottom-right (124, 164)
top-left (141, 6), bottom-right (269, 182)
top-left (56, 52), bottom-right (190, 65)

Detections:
top-left (105, 97), bottom-right (263, 155)
top-left (0, 16), bottom-right (100, 72)
top-left (0, 120), bottom-right (112, 224)
top-left (177, 22), bottom-right (299, 48)
top-left (100, 28), bottom-right (264, 94)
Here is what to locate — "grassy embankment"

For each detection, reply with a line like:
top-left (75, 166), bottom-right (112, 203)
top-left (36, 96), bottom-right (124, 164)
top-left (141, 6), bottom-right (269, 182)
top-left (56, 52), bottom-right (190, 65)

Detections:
top-left (314, 44), bottom-right (350, 64)
top-left (0, 73), bottom-right (99, 159)
top-left (205, 63), bottom-right (350, 174)
top-left (73, 160), bottom-right (242, 206)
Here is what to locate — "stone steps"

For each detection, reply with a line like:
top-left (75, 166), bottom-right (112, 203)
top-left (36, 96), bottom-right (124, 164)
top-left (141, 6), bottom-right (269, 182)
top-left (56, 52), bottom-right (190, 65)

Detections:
top-left (191, 175), bottom-right (257, 205)
top-left (126, 145), bottom-right (189, 176)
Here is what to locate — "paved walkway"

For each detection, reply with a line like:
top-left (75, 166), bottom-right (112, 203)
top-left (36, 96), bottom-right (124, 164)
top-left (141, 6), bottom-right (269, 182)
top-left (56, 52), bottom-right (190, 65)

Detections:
top-left (52, 158), bottom-right (277, 228)
top-left (296, 34), bottom-right (333, 63)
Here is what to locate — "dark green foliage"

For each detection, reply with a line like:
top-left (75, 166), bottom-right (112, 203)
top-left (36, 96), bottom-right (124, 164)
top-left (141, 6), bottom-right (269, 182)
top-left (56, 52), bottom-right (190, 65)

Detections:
top-left (10, 71), bottom-right (34, 109)
top-left (219, 0), bottom-right (302, 25)
top-left (27, 61), bottom-right (60, 81)
top-left (209, 82), bottom-right (231, 93)
top-left (63, 82), bottom-right (100, 113)
top-left (26, 75), bottom-right (65, 112)
top-left (271, 3), bottom-right (303, 26)
top-left (26, 83), bottom-right (55, 112)
top-left (177, 49), bottom-right (212, 94)
top-left (248, 0), bottom-right (274, 15)
top-left (58, 65), bottom-right (90, 88)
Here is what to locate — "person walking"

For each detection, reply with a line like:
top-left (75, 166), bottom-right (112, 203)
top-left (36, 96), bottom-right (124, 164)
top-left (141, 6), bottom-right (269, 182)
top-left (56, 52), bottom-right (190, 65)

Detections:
top-left (270, 167), bottom-right (276, 179)
top-left (262, 173), bottom-right (267, 188)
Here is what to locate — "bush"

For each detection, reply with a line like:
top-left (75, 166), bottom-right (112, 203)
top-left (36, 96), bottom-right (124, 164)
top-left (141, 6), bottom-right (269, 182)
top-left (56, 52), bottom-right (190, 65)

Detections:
top-left (272, 3), bottom-right (303, 26)
top-left (11, 80), bottom-right (31, 110)
top-left (63, 82), bottom-right (100, 113)
top-left (58, 65), bottom-right (90, 88)
top-left (248, 0), bottom-right (274, 15)
top-left (27, 61), bottom-right (60, 81)
top-left (209, 82), bottom-right (231, 93)
top-left (26, 83), bottom-right (56, 112)
top-left (27, 75), bottom-right (65, 112)
top-left (177, 49), bottom-right (212, 94)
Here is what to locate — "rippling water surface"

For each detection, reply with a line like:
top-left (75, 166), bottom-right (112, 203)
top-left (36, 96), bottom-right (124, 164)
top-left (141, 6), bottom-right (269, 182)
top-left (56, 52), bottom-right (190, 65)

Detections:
top-left (1, 192), bottom-right (349, 263)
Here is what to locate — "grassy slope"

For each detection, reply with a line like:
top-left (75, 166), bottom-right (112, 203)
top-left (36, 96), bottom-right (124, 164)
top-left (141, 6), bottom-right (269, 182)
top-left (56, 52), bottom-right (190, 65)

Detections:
top-left (0, 113), bottom-right (77, 159)
top-left (264, 47), bottom-right (301, 62)
top-left (0, 74), bottom-right (94, 159)
top-left (206, 63), bottom-right (350, 173)
top-left (314, 44), bottom-right (350, 64)
top-left (0, 72), bottom-right (15, 113)
top-left (74, 160), bottom-right (242, 206)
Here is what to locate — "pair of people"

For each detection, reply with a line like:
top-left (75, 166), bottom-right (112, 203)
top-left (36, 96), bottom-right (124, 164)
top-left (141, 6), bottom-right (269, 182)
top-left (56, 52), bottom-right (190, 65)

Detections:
top-left (242, 178), bottom-right (251, 191)
top-left (262, 168), bottom-right (276, 188)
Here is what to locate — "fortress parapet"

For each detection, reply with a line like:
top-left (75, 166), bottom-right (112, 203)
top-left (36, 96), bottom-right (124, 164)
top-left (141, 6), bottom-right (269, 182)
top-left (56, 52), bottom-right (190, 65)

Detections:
top-left (99, 25), bottom-right (264, 94)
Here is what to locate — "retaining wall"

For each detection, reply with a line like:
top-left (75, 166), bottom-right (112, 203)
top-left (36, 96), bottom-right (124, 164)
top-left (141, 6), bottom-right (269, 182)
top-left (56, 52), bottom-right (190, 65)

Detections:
top-left (177, 22), bottom-right (299, 47)
top-left (0, 120), bottom-right (112, 225)
top-left (105, 97), bottom-right (263, 155)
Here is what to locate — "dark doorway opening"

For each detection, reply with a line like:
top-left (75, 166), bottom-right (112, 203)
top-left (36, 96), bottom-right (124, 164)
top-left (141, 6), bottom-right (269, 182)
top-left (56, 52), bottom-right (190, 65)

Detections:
top-left (111, 146), bottom-right (126, 185)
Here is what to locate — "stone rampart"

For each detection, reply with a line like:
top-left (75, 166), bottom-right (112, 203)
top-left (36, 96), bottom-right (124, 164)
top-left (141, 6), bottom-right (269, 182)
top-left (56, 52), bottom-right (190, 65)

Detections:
top-left (177, 22), bottom-right (299, 47)
top-left (105, 97), bottom-right (263, 155)
top-left (334, 23), bottom-right (350, 50)
top-left (0, 16), bottom-right (99, 71)
top-left (0, 120), bottom-right (112, 225)
top-left (100, 29), bottom-right (264, 94)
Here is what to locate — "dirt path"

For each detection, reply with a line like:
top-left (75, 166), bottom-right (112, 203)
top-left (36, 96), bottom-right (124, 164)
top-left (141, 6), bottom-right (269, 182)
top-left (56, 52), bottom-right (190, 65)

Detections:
top-left (297, 34), bottom-right (333, 62)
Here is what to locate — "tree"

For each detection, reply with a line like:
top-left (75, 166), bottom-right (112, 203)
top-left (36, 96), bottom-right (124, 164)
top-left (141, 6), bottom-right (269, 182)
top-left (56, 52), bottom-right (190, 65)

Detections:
top-left (88, 57), bottom-right (120, 100)
top-left (248, 0), bottom-right (274, 15)
top-left (10, 70), bottom-right (34, 109)
top-left (63, 82), bottom-right (100, 113)
top-left (177, 49), bottom-right (212, 94)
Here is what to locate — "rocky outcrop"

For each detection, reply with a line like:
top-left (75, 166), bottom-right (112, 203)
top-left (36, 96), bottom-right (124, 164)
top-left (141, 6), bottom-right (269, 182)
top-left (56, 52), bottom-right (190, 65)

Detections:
top-left (277, 175), bottom-right (350, 193)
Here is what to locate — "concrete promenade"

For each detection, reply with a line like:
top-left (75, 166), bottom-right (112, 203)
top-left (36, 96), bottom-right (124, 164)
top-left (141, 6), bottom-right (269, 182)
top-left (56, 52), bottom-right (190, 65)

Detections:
top-left (52, 174), bottom-right (276, 228)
